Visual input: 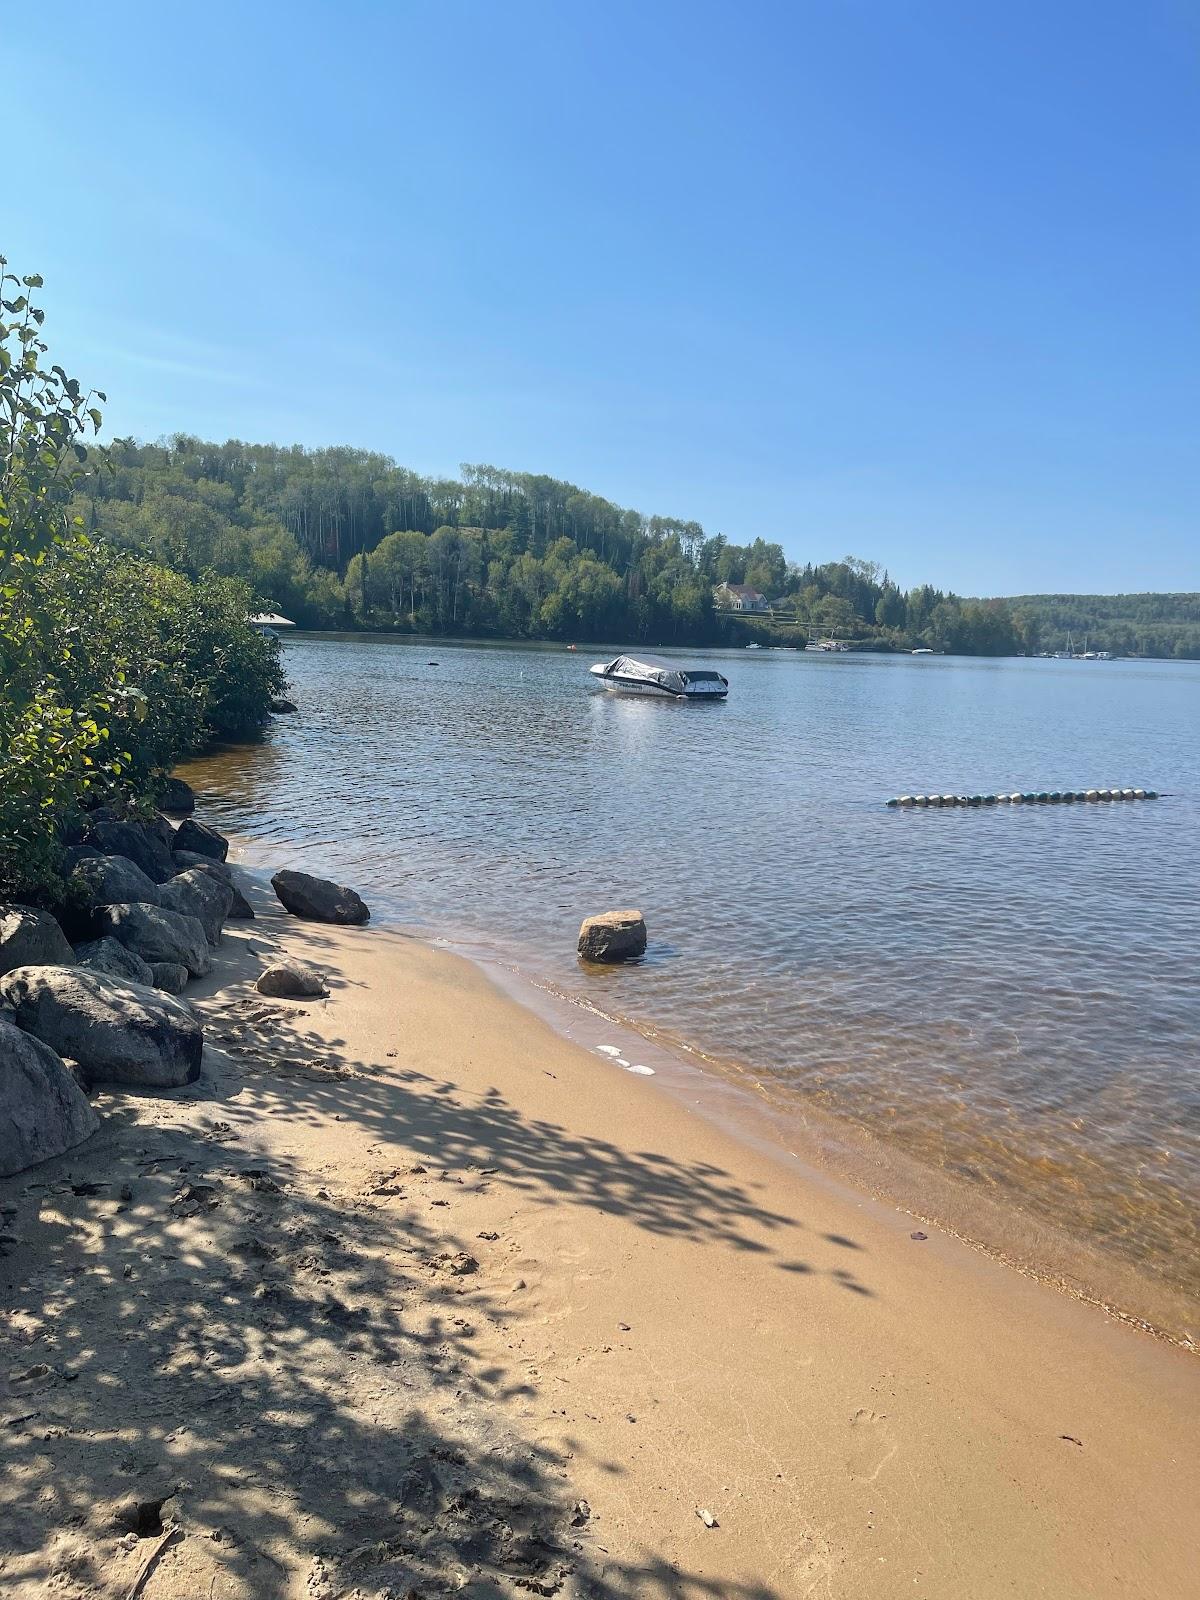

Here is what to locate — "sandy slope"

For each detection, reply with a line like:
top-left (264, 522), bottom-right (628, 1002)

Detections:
top-left (1, 898), bottom-right (1196, 1599)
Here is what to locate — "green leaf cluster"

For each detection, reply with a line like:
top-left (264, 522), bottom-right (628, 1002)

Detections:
top-left (0, 263), bottom-right (284, 902)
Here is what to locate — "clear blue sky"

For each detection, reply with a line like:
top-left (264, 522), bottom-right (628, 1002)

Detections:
top-left (5, 1), bottom-right (1197, 594)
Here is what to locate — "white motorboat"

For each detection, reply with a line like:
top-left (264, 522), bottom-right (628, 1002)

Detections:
top-left (589, 655), bottom-right (729, 700)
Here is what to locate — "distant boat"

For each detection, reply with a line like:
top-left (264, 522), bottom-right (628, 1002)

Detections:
top-left (249, 612), bottom-right (296, 638)
top-left (588, 656), bottom-right (729, 700)
top-left (911, 647), bottom-right (934, 655)
top-left (805, 632), bottom-right (850, 653)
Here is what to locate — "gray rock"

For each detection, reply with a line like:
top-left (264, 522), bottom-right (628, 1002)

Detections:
top-left (160, 869), bottom-right (233, 946)
top-left (172, 818), bottom-right (229, 862)
top-left (226, 882), bottom-right (255, 919)
top-left (269, 697), bottom-right (298, 714)
top-left (74, 937), bottom-right (155, 988)
top-left (150, 962), bottom-right (189, 995)
top-left (271, 869), bottom-right (370, 925)
top-left (172, 854), bottom-right (254, 921)
top-left (95, 903), bottom-right (211, 978)
top-left (145, 813), bottom-right (176, 850)
top-left (577, 909), bottom-right (647, 963)
top-left (0, 1017), bottom-right (99, 1176)
top-left (0, 906), bottom-right (76, 977)
top-left (172, 850), bottom-right (232, 881)
top-left (255, 959), bottom-right (328, 998)
top-left (62, 843), bottom-right (102, 873)
top-left (69, 853), bottom-right (161, 909)
top-left (158, 777), bottom-right (196, 815)
top-left (86, 820), bottom-right (174, 885)
top-left (0, 966), bottom-right (202, 1088)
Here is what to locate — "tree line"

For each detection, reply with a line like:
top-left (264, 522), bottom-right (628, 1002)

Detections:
top-left (68, 437), bottom-right (1199, 658)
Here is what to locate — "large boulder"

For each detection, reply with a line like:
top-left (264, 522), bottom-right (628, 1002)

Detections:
top-left (86, 820), bottom-right (174, 885)
top-left (160, 869), bottom-right (233, 947)
top-left (74, 936), bottom-right (155, 988)
top-left (0, 967), bottom-right (203, 1088)
top-left (271, 869), bottom-right (370, 925)
top-left (577, 909), bottom-right (647, 963)
top-left (269, 697), bottom-right (298, 714)
top-left (69, 853), bottom-right (161, 909)
top-left (95, 903), bottom-right (211, 978)
top-left (0, 1018), bottom-right (99, 1176)
top-left (255, 959), bottom-right (328, 998)
top-left (172, 818), bottom-right (229, 862)
top-left (173, 850), bottom-right (232, 881)
top-left (171, 854), bottom-right (254, 918)
top-left (158, 777), bottom-right (196, 816)
top-left (1, 906), bottom-right (76, 977)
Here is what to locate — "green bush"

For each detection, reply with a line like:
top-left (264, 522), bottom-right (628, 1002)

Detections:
top-left (0, 259), bottom-right (284, 903)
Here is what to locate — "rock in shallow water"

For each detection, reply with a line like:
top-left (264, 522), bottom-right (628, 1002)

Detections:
top-left (271, 869), bottom-right (370, 925)
top-left (0, 966), bottom-right (203, 1088)
top-left (95, 903), bottom-right (211, 978)
top-left (158, 776), bottom-right (196, 815)
top-left (0, 906), bottom-right (75, 977)
top-left (577, 910), bottom-right (647, 963)
top-left (255, 959), bottom-right (328, 998)
top-left (0, 1017), bottom-right (99, 1176)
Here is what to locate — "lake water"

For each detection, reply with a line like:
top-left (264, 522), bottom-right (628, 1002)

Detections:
top-left (180, 637), bottom-right (1200, 1339)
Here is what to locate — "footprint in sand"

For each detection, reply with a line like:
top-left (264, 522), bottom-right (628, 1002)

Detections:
top-left (846, 1408), bottom-right (898, 1482)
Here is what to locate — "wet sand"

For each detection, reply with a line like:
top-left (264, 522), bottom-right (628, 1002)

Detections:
top-left (1, 892), bottom-right (1197, 1598)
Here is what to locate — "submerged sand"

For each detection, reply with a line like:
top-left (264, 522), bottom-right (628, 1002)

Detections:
top-left (1, 894), bottom-right (1196, 1599)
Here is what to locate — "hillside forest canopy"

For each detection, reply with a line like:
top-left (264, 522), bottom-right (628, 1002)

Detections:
top-left (72, 437), bottom-right (1200, 658)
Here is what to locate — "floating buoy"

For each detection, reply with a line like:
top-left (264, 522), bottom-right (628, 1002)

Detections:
top-left (887, 785), bottom-right (1159, 810)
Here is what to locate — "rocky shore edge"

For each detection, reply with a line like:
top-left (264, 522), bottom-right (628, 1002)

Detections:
top-left (0, 780), bottom-right (371, 1181)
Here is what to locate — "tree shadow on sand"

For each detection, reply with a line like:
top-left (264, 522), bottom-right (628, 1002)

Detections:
top-left (194, 916), bottom-right (874, 1302)
top-left (0, 916), bottom-right (869, 1599)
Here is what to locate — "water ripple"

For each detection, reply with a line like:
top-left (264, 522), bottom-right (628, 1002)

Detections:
top-left (181, 639), bottom-right (1200, 1315)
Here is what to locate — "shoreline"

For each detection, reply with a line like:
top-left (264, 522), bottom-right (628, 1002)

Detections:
top-left (4, 875), bottom-right (1199, 1596)
top-left (212, 831), bottom-right (1200, 1351)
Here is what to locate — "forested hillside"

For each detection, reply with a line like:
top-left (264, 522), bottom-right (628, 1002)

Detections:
top-left (997, 593), bottom-right (1200, 660)
top-left (69, 436), bottom-right (1200, 657)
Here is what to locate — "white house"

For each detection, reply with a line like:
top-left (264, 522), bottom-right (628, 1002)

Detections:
top-left (715, 582), bottom-right (769, 613)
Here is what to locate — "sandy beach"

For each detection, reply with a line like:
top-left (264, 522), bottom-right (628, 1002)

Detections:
top-left (2, 888), bottom-right (1197, 1600)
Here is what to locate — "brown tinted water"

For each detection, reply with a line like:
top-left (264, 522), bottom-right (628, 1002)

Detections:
top-left (180, 637), bottom-right (1200, 1340)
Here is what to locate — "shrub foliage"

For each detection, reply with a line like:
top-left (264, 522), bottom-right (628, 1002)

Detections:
top-left (0, 259), bottom-right (283, 901)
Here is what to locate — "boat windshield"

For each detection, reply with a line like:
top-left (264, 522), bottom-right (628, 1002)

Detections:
top-left (682, 671), bottom-right (725, 683)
